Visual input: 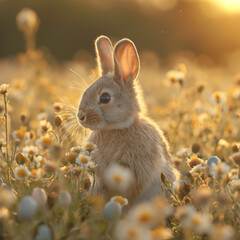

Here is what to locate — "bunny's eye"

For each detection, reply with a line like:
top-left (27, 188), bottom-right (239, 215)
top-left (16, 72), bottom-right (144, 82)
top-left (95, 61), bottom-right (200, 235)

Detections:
top-left (100, 93), bottom-right (111, 104)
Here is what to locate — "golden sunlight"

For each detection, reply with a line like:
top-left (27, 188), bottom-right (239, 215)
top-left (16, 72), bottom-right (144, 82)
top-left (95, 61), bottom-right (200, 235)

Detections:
top-left (212, 0), bottom-right (240, 13)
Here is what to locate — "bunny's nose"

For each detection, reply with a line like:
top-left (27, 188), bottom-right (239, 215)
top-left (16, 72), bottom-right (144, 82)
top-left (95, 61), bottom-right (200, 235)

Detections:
top-left (78, 109), bottom-right (85, 122)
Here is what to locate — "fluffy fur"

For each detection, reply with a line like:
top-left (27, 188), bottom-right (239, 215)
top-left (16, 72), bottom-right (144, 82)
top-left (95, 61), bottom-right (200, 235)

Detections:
top-left (77, 36), bottom-right (176, 205)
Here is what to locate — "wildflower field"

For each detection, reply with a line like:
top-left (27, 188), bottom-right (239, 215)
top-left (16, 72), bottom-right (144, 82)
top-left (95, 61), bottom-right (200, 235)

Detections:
top-left (1, 3), bottom-right (240, 240)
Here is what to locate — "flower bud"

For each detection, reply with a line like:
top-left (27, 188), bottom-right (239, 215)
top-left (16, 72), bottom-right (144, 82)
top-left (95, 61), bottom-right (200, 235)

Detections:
top-left (104, 201), bottom-right (122, 221)
top-left (16, 152), bottom-right (26, 165)
top-left (16, 8), bottom-right (39, 33)
top-left (34, 223), bottom-right (53, 240)
top-left (18, 196), bottom-right (37, 221)
top-left (53, 102), bottom-right (63, 112)
top-left (207, 156), bottom-right (221, 169)
top-left (32, 188), bottom-right (47, 208)
top-left (54, 115), bottom-right (62, 127)
top-left (58, 191), bottom-right (72, 208)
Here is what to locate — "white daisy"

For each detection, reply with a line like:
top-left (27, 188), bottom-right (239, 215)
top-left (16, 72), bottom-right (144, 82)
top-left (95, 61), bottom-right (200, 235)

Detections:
top-left (104, 163), bottom-right (133, 193)
top-left (14, 165), bottom-right (30, 180)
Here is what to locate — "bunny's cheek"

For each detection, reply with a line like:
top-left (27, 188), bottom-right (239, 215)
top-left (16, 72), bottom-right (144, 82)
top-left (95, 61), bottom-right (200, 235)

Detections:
top-left (100, 104), bottom-right (113, 111)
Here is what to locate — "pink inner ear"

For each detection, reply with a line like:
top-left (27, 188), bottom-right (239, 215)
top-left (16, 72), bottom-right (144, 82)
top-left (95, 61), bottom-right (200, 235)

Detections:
top-left (118, 44), bottom-right (139, 82)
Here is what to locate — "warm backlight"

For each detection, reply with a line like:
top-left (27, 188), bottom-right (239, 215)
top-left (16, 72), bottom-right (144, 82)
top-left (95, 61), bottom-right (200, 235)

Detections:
top-left (214, 0), bottom-right (240, 13)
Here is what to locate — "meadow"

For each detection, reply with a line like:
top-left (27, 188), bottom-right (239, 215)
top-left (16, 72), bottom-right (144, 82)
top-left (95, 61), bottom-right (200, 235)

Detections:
top-left (0, 6), bottom-right (240, 240)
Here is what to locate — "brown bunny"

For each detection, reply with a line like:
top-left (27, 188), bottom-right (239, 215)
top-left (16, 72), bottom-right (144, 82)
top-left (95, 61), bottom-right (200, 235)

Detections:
top-left (77, 36), bottom-right (176, 205)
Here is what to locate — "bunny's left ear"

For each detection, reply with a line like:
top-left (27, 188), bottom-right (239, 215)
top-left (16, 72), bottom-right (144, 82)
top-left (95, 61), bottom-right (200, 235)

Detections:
top-left (113, 39), bottom-right (140, 84)
top-left (95, 35), bottom-right (114, 76)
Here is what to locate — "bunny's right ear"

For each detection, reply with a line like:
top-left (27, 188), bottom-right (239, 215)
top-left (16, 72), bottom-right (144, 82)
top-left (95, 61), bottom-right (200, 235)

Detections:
top-left (95, 36), bottom-right (114, 76)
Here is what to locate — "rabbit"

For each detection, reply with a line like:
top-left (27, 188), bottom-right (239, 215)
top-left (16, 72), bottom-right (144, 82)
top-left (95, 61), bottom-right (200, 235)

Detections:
top-left (77, 35), bottom-right (177, 206)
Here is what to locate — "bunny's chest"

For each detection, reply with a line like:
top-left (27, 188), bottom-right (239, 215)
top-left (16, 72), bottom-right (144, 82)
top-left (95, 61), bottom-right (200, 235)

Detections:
top-left (89, 125), bottom-right (160, 170)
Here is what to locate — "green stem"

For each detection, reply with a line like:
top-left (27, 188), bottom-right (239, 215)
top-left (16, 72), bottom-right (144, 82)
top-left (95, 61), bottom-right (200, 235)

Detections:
top-left (3, 94), bottom-right (9, 161)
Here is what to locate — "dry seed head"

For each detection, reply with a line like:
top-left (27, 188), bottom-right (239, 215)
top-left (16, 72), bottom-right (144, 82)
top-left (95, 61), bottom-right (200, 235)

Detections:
top-left (53, 102), bottom-right (63, 112)
top-left (20, 112), bottom-right (27, 123)
top-left (231, 142), bottom-right (239, 153)
top-left (0, 84), bottom-right (9, 95)
top-left (54, 115), bottom-right (62, 127)
top-left (191, 143), bottom-right (201, 153)
top-left (65, 152), bottom-right (78, 164)
top-left (15, 152), bottom-right (26, 165)
top-left (187, 155), bottom-right (203, 168)
top-left (231, 152), bottom-right (240, 166)
top-left (177, 182), bottom-right (191, 200)
top-left (29, 130), bottom-right (36, 140)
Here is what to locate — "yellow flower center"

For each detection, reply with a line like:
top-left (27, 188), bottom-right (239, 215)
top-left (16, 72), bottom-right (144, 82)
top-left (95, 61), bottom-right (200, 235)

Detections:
top-left (63, 166), bottom-right (70, 172)
top-left (113, 175), bottom-right (123, 183)
top-left (85, 143), bottom-right (94, 148)
top-left (138, 212), bottom-right (151, 223)
top-left (31, 169), bottom-right (38, 176)
top-left (191, 216), bottom-right (202, 225)
top-left (214, 93), bottom-right (222, 100)
top-left (127, 228), bottom-right (139, 239)
top-left (151, 228), bottom-right (163, 238)
top-left (42, 136), bottom-right (53, 145)
top-left (170, 76), bottom-right (175, 83)
top-left (17, 169), bottom-right (27, 178)
top-left (28, 150), bottom-right (35, 155)
top-left (16, 126), bottom-right (27, 139)
top-left (81, 157), bottom-right (88, 164)
top-left (40, 158), bottom-right (46, 165)
top-left (112, 196), bottom-right (126, 206)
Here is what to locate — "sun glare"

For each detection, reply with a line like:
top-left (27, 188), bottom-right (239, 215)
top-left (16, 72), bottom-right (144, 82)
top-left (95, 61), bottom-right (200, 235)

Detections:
top-left (214, 0), bottom-right (240, 13)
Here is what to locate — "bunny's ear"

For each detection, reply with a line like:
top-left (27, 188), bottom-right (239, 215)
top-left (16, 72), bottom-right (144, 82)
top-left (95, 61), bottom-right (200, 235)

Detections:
top-left (95, 36), bottom-right (114, 76)
top-left (113, 39), bottom-right (140, 84)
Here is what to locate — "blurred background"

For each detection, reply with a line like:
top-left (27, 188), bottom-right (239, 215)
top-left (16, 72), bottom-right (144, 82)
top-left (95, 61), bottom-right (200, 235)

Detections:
top-left (1, 0), bottom-right (240, 64)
